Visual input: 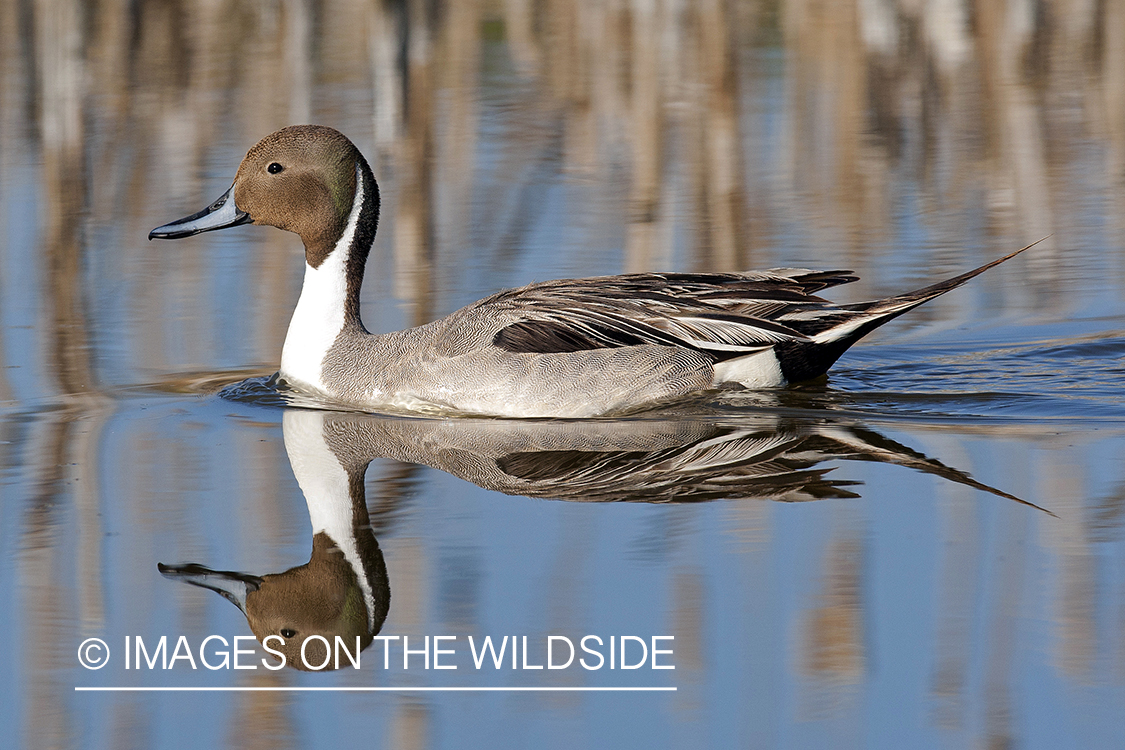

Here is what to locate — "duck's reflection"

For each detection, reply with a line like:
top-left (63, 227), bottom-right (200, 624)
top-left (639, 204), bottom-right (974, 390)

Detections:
top-left (160, 411), bottom-right (392, 671)
top-left (303, 410), bottom-right (1036, 508)
top-left (160, 408), bottom-right (1041, 670)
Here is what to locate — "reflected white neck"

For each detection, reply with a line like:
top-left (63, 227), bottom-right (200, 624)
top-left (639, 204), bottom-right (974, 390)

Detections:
top-left (282, 410), bottom-right (377, 630)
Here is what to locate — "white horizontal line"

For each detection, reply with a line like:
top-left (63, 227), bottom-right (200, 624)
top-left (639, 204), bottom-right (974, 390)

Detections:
top-left (75, 686), bottom-right (676, 693)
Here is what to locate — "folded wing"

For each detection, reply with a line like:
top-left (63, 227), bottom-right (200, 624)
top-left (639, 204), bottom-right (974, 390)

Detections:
top-left (487, 271), bottom-right (859, 360)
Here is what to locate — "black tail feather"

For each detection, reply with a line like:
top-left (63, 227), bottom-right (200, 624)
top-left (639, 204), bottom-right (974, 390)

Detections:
top-left (778, 239), bottom-right (1046, 382)
top-left (846, 237), bottom-right (1047, 316)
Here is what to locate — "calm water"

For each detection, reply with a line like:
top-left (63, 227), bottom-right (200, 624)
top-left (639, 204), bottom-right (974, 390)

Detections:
top-left (2, 1), bottom-right (1125, 748)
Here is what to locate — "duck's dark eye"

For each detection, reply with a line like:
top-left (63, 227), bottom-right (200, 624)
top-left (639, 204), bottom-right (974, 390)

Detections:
top-left (268, 162), bottom-right (284, 174)
top-left (280, 628), bottom-right (297, 639)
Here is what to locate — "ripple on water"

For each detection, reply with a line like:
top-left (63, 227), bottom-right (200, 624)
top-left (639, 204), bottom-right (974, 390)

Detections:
top-left (217, 374), bottom-right (459, 416)
top-left (217, 373), bottom-right (346, 411)
top-left (823, 333), bottom-right (1125, 421)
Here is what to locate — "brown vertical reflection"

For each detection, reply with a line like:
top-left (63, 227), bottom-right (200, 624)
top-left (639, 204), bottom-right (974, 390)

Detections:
top-left (23, 2), bottom-right (111, 749)
top-left (20, 421), bottom-right (75, 750)
top-left (0, 0), bottom-right (26, 403)
top-left (623, 0), bottom-right (666, 272)
top-left (1105, 1), bottom-right (1125, 167)
top-left (382, 537), bottom-right (427, 659)
top-left (973, 0), bottom-right (1055, 251)
top-left (389, 701), bottom-right (430, 750)
top-left (369, 0), bottom-right (404, 172)
top-left (684, 0), bottom-right (749, 272)
top-left (393, 0), bottom-right (436, 324)
top-left (283, 0), bottom-right (314, 126)
top-left (540, 510), bottom-right (591, 695)
top-left (930, 467), bottom-right (983, 729)
top-left (1102, 0), bottom-right (1125, 248)
top-left (982, 504), bottom-right (1030, 749)
top-left (783, 0), bottom-right (875, 257)
top-left (107, 698), bottom-right (151, 750)
top-left (670, 570), bottom-right (705, 716)
top-left (503, 0), bottom-right (540, 75)
top-left (136, 0), bottom-right (226, 376)
top-left (37, 0), bottom-right (93, 396)
top-left (799, 534), bottom-right (864, 718)
top-left (544, 0), bottom-right (582, 107)
top-left (435, 0), bottom-right (481, 277)
top-left (1041, 457), bottom-right (1097, 679)
top-left (228, 674), bottom-right (297, 750)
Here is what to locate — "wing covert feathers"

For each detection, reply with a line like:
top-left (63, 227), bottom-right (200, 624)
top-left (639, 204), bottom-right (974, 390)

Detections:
top-left (486, 242), bottom-right (1040, 379)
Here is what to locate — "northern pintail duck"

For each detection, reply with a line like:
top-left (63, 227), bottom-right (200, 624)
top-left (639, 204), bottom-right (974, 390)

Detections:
top-left (150, 125), bottom-right (1033, 418)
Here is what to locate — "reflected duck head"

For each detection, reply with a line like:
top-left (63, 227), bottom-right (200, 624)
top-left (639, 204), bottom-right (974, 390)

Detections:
top-left (159, 410), bottom-right (392, 671)
top-left (159, 527), bottom-right (388, 671)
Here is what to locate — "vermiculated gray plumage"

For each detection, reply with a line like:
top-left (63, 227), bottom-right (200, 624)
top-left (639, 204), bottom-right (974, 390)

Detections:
top-left (317, 246), bottom-right (1035, 417)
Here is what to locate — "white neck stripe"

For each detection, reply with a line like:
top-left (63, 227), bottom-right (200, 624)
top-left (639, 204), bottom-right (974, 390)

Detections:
top-left (279, 162), bottom-right (365, 393)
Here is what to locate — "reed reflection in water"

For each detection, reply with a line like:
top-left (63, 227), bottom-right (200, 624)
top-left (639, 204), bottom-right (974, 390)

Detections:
top-left (0, 0), bottom-right (1123, 748)
top-left (4, 0), bottom-right (1124, 386)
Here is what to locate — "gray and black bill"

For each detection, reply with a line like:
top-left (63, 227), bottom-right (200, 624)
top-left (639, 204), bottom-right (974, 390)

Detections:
top-left (149, 184), bottom-right (252, 240)
top-left (157, 562), bottom-right (262, 615)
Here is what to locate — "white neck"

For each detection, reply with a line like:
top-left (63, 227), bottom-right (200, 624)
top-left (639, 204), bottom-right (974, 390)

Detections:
top-left (279, 165), bottom-right (364, 393)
